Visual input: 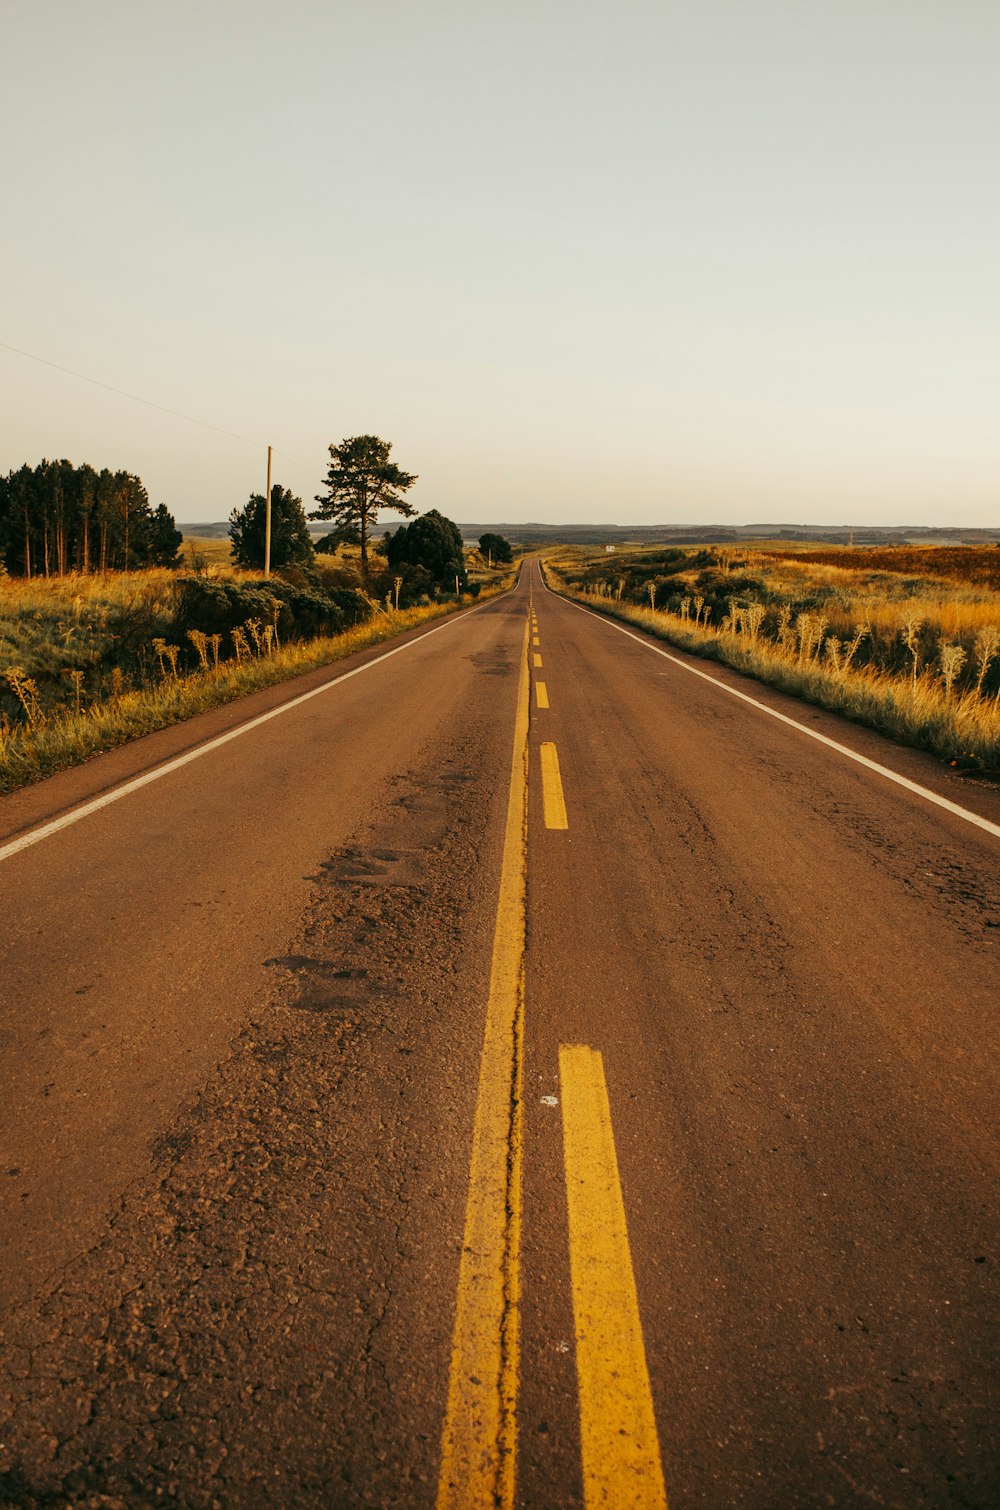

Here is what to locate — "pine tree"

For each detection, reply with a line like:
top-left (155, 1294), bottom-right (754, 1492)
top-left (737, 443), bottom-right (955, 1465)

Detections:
top-left (144, 503), bottom-right (184, 567)
top-left (0, 460), bottom-right (176, 576)
top-left (229, 485), bottom-right (314, 571)
top-left (311, 435), bottom-right (417, 576)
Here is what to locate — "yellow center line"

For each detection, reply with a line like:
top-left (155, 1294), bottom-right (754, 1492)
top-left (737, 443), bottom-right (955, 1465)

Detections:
top-left (436, 614), bottom-right (530, 1510)
top-left (533, 653), bottom-right (542, 668)
top-left (532, 635), bottom-right (540, 647)
top-left (535, 681), bottom-right (549, 709)
top-left (559, 1044), bottom-right (669, 1509)
top-left (540, 742), bottom-right (568, 829)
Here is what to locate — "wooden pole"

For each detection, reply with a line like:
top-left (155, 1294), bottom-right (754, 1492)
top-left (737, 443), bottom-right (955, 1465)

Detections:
top-left (263, 445), bottom-right (273, 577)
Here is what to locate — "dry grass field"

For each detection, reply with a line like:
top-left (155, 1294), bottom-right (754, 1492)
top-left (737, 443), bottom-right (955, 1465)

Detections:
top-left (0, 552), bottom-right (515, 792)
top-left (758, 543), bottom-right (1000, 590)
top-left (548, 543), bottom-right (1000, 772)
top-left (181, 535), bottom-right (234, 569)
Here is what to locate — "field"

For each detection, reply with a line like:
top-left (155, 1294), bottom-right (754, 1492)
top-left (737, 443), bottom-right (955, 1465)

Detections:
top-left (546, 542), bottom-right (1000, 773)
top-left (181, 534), bottom-right (235, 569)
top-left (758, 544), bottom-right (1000, 590)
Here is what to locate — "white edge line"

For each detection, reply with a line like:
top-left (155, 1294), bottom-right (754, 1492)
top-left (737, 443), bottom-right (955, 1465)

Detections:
top-left (543, 573), bottom-right (1000, 843)
top-left (0, 599), bottom-right (497, 864)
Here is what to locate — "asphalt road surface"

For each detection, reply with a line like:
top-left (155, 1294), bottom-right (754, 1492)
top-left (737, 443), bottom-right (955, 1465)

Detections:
top-left (1, 560), bottom-right (997, 1508)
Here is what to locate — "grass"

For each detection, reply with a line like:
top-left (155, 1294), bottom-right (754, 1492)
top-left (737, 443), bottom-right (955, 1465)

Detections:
top-left (546, 547), bottom-right (1000, 773)
top-left (181, 535), bottom-right (234, 569)
top-left (0, 569), bottom-right (182, 709)
top-left (0, 567), bottom-right (513, 794)
top-left (758, 543), bottom-right (1000, 590)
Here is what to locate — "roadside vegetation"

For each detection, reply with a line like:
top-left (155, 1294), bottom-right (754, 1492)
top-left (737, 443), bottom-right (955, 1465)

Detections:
top-left (546, 544), bottom-right (1000, 772)
top-left (0, 433), bottom-right (517, 793)
top-left (0, 552), bottom-right (513, 794)
top-left (2, 517), bottom-right (516, 798)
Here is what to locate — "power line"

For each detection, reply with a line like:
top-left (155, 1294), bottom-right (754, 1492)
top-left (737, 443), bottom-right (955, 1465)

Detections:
top-left (0, 337), bottom-right (319, 483)
top-left (1, 337), bottom-right (262, 446)
top-left (272, 449), bottom-right (320, 485)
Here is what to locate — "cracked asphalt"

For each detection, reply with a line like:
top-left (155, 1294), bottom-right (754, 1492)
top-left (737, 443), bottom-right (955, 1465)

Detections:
top-left (0, 598), bottom-right (520, 1507)
top-left (1, 756), bottom-right (498, 1506)
top-left (1, 563), bottom-right (999, 1506)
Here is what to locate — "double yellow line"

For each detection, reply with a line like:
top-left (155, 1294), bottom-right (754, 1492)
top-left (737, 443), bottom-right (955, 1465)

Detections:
top-left (437, 598), bottom-right (667, 1509)
top-left (437, 619), bottom-right (529, 1509)
top-left (529, 607), bottom-right (567, 831)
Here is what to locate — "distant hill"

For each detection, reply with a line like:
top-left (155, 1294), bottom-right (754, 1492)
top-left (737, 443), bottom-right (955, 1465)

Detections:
top-left (181, 520), bottom-right (1000, 547)
top-left (181, 522), bottom-right (234, 539)
top-left (453, 522), bottom-right (1000, 546)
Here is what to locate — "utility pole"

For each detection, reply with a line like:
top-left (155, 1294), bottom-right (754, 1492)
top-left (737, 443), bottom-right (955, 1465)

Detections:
top-left (264, 445), bottom-right (273, 578)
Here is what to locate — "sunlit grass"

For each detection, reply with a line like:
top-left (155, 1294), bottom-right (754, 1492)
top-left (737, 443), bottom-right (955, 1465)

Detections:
top-left (0, 578), bottom-right (511, 793)
top-left (545, 553), bottom-right (1000, 772)
top-left (180, 535), bottom-right (235, 569)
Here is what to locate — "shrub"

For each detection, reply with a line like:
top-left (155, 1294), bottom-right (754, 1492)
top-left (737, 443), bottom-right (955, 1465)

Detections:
top-left (172, 576), bottom-right (370, 653)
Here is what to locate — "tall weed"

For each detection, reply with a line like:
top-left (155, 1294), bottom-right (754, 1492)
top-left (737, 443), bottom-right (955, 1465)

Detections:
top-left (546, 557), bottom-right (1000, 771)
top-left (1, 575), bottom-right (509, 793)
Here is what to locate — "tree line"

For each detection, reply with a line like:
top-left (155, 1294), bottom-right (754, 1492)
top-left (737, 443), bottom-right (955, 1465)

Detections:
top-left (0, 460), bottom-right (182, 576)
top-left (228, 486), bottom-right (488, 605)
top-left (229, 434), bottom-right (512, 602)
top-left (1, 437), bottom-right (511, 590)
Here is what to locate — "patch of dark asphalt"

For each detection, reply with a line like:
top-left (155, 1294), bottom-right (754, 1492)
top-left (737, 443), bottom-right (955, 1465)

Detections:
top-left (0, 741), bottom-right (504, 1508)
top-left (465, 648), bottom-right (513, 679)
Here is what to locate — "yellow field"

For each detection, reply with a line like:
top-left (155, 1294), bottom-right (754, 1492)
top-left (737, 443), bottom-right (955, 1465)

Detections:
top-left (181, 535), bottom-right (234, 568)
top-left (547, 544), bottom-right (1000, 772)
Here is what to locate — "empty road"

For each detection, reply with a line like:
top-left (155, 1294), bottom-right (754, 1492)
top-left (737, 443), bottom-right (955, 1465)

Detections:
top-left (1, 560), bottom-right (997, 1507)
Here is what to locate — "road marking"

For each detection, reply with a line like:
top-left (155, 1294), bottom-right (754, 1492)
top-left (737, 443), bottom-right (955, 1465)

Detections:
top-left (532, 635), bottom-right (540, 647)
top-left (536, 681), bottom-right (550, 709)
top-left (540, 742), bottom-right (568, 828)
top-left (437, 617), bottom-right (530, 1510)
top-left (559, 1044), bottom-right (668, 1510)
top-left (0, 600), bottom-right (502, 866)
top-left (555, 591), bottom-right (1000, 844)
top-left (533, 653), bottom-right (543, 668)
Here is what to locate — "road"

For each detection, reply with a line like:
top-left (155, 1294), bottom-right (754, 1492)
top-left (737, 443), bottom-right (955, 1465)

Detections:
top-left (0, 559), bottom-right (997, 1507)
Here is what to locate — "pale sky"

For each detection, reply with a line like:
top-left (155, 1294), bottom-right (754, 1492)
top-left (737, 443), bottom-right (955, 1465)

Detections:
top-left (3, 0), bottom-right (998, 527)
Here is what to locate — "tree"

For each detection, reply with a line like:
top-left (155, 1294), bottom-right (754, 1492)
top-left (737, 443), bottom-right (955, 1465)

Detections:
top-left (143, 503), bottom-right (184, 567)
top-left (229, 485), bottom-right (315, 572)
top-left (478, 531), bottom-right (513, 566)
top-left (311, 435), bottom-right (417, 576)
top-left (385, 510), bottom-right (467, 592)
top-left (0, 459), bottom-right (175, 576)
top-left (314, 522), bottom-right (359, 554)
